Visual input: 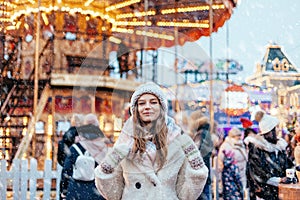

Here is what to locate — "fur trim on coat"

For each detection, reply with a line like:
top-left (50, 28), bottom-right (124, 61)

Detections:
top-left (244, 134), bottom-right (287, 153)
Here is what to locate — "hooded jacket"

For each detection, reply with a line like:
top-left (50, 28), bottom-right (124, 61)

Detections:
top-left (218, 136), bottom-right (247, 188)
top-left (95, 116), bottom-right (208, 200)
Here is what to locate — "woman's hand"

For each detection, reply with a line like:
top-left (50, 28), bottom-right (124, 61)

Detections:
top-left (100, 144), bottom-right (131, 174)
top-left (280, 177), bottom-right (288, 183)
top-left (179, 134), bottom-right (204, 170)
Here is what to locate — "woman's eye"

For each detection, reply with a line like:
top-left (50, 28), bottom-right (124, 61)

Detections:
top-left (138, 102), bottom-right (145, 106)
top-left (151, 101), bottom-right (158, 104)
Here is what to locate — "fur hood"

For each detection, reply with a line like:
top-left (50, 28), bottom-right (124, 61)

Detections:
top-left (244, 134), bottom-right (287, 153)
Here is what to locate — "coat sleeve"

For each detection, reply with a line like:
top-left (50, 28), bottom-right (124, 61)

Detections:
top-left (60, 146), bottom-right (78, 194)
top-left (247, 143), bottom-right (272, 183)
top-left (217, 144), bottom-right (226, 172)
top-left (175, 134), bottom-right (209, 200)
top-left (94, 164), bottom-right (124, 200)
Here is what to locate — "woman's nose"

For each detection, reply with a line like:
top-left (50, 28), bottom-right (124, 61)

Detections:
top-left (144, 102), bottom-right (151, 108)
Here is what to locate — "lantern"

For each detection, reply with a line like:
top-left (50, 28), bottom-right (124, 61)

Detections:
top-left (220, 85), bottom-right (249, 116)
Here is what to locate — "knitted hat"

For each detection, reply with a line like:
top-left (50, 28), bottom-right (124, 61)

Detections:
top-left (83, 113), bottom-right (99, 127)
top-left (240, 118), bottom-right (253, 128)
top-left (130, 82), bottom-right (168, 114)
top-left (78, 113), bottom-right (104, 139)
top-left (255, 111), bottom-right (279, 134)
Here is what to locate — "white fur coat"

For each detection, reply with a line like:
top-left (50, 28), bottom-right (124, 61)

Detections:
top-left (94, 117), bottom-right (208, 200)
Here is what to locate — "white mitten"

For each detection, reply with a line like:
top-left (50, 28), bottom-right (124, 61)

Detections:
top-left (178, 134), bottom-right (205, 170)
top-left (100, 144), bottom-right (130, 174)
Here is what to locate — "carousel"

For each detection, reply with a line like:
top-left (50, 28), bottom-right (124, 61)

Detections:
top-left (0, 0), bottom-right (237, 166)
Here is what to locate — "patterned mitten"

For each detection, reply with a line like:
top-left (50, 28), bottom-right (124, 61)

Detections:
top-left (100, 144), bottom-right (130, 174)
top-left (179, 134), bottom-right (205, 170)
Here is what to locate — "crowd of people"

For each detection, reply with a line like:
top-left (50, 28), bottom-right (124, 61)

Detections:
top-left (57, 82), bottom-right (300, 200)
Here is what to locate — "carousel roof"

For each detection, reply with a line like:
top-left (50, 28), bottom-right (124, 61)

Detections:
top-left (1, 0), bottom-right (237, 49)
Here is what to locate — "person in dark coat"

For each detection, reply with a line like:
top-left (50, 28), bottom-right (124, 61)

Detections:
top-left (58, 114), bottom-right (83, 200)
top-left (188, 111), bottom-right (214, 200)
top-left (60, 113), bottom-right (108, 200)
top-left (244, 111), bottom-right (293, 200)
top-left (57, 114), bottom-right (83, 167)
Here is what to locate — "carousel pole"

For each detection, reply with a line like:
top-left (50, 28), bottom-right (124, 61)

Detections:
top-left (209, 1), bottom-right (218, 200)
top-left (209, 0), bottom-right (214, 141)
top-left (13, 0), bottom-right (41, 161)
top-left (226, 21), bottom-right (230, 126)
top-left (174, 26), bottom-right (179, 112)
top-left (32, 0), bottom-right (41, 158)
top-left (143, 0), bottom-right (148, 82)
top-left (174, 0), bottom-right (179, 112)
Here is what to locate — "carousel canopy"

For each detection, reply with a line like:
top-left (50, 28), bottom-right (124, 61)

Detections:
top-left (0, 0), bottom-right (237, 49)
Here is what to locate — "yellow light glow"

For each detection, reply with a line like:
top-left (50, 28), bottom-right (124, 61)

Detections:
top-left (0, 11), bottom-right (10, 15)
top-left (47, 115), bottom-right (53, 136)
top-left (16, 21), bottom-right (22, 29)
top-left (46, 136), bottom-right (52, 159)
top-left (42, 13), bottom-right (49, 26)
top-left (136, 30), bottom-right (174, 40)
top-left (0, 18), bottom-right (11, 22)
top-left (116, 10), bottom-right (156, 19)
top-left (109, 36), bottom-right (122, 44)
top-left (23, 116), bottom-right (28, 126)
top-left (84, 0), bottom-right (94, 7)
top-left (24, 23), bottom-right (29, 30)
top-left (112, 27), bottom-right (134, 34)
top-left (5, 128), bottom-right (10, 136)
top-left (22, 128), bottom-right (27, 136)
top-left (161, 4), bottom-right (225, 14)
top-left (114, 21), bottom-right (151, 26)
top-left (157, 21), bottom-right (209, 28)
top-left (2, 2), bottom-right (17, 8)
top-left (99, 115), bottom-right (104, 130)
top-left (6, 138), bottom-right (10, 145)
top-left (5, 150), bottom-right (9, 159)
top-left (10, 6), bottom-right (110, 24)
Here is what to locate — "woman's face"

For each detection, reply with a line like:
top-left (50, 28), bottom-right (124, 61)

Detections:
top-left (137, 93), bottom-right (161, 124)
top-left (263, 127), bottom-right (277, 144)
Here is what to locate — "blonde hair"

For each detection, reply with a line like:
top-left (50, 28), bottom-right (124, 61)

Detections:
top-left (131, 106), bottom-right (168, 170)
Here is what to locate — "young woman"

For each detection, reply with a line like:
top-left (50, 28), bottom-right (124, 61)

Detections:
top-left (95, 82), bottom-right (208, 200)
top-left (61, 113), bottom-right (107, 200)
